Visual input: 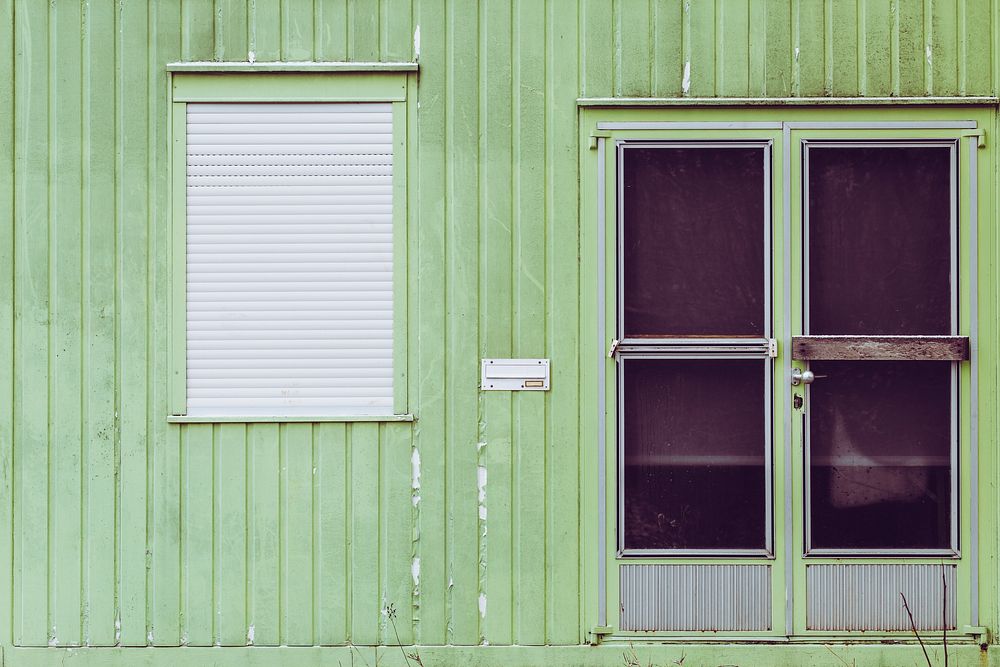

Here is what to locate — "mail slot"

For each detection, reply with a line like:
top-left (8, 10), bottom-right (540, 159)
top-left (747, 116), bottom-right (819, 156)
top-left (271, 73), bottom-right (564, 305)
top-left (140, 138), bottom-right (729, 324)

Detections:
top-left (481, 359), bottom-right (550, 391)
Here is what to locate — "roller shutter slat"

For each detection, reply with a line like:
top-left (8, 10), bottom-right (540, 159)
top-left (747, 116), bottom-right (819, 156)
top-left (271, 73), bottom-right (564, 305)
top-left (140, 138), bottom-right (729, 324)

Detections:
top-left (186, 102), bottom-right (394, 416)
top-left (187, 153), bottom-right (392, 166)
top-left (188, 144), bottom-right (391, 154)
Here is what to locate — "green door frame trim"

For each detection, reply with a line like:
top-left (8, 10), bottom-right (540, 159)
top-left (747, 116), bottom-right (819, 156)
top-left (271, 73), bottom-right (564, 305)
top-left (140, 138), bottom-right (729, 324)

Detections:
top-left (167, 71), bottom-right (415, 423)
top-left (582, 106), bottom-right (996, 642)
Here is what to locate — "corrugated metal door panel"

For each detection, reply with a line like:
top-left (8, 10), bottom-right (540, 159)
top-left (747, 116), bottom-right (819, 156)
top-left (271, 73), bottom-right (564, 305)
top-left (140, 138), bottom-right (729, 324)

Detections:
top-left (186, 102), bottom-right (394, 417)
top-left (807, 564), bottom-right (957, 631)
top-left (620, 565), bottom-right (772, 632)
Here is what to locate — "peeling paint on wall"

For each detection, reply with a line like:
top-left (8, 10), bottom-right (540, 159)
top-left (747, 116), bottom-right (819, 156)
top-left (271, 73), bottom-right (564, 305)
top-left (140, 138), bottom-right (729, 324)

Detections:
top-left (477, 465), bottom-right (487, 521)
top-left (411, 449), bottom-right (421, 491)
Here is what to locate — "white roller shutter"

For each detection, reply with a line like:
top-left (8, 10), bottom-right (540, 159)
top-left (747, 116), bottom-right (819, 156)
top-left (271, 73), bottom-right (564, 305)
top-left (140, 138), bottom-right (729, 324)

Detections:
top-left (186, 102), bottom-right (394, 416)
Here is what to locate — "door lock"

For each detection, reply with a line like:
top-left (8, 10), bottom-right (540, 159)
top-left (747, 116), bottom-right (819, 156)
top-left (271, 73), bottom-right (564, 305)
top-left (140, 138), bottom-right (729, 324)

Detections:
top-left (790, 368), bottom-right (815, 386)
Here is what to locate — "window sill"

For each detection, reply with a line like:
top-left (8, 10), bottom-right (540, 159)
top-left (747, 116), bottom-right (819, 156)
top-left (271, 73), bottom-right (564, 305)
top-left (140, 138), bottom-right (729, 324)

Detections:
top-left (166, 61), bottom-right (418, 73)
top-left (167, 414), bottom-right (415, 424)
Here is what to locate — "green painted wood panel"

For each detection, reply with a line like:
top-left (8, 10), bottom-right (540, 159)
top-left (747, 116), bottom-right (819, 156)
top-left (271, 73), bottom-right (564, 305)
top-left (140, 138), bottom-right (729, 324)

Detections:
top-left (0, 0), bottom-right (14, 650)
top-left (2, 0), bottom-right (998, 654)
top-left (582, 0), bottom-right (994, 98)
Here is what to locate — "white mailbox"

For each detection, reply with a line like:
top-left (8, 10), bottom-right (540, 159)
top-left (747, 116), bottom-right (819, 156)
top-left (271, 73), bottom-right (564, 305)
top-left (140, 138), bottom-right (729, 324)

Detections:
top-left (481, 358), bottom-right (550, 391)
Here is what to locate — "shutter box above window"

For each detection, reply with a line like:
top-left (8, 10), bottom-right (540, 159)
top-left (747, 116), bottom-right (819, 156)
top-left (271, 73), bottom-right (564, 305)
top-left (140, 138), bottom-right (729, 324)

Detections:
top-left (185, 102), bottom-right (394, 416)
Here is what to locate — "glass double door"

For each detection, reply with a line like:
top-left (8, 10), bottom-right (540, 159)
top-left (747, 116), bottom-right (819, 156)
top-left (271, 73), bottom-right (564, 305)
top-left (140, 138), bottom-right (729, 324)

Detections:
top-left (608, 122), bottom-right (977, 636)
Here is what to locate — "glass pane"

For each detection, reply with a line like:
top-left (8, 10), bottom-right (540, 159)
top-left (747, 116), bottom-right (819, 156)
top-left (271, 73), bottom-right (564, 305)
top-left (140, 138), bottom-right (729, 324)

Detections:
top-left (622, 358), bottom-right (767, 551)
top-left (622, 145), bottom-right (766, 338)
top-left (808, 361), bottom-right (952, 550)
top-left (807, 145), bottom-right (953, 335)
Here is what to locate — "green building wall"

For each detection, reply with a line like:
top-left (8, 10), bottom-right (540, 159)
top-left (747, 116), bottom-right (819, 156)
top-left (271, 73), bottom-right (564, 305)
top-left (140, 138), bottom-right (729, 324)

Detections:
top-left (2, 1), bottom-right (1000, 665)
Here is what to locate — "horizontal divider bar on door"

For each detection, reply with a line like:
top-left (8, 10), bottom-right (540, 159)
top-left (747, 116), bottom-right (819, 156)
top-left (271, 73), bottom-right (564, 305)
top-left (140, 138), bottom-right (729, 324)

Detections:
top-left (616, 338), bottom-right (776, 357)
top-left (792, 335), bottom-right (969, 361)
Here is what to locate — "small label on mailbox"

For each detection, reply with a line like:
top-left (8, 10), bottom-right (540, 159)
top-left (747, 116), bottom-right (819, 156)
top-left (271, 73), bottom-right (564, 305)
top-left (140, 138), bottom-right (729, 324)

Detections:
top-left (481, 359), bottom-right (550, 391)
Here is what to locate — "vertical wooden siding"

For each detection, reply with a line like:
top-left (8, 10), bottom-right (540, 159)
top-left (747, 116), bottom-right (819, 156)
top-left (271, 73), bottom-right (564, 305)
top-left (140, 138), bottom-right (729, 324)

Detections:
top-left (580, 0), bottom-right (993, 98)
top-left (1, 0), bottom-right (995, 650)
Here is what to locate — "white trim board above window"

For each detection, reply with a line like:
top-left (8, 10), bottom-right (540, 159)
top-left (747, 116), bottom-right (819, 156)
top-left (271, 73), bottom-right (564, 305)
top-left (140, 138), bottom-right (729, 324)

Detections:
top-left (184, 102), bottom-right (395, 417)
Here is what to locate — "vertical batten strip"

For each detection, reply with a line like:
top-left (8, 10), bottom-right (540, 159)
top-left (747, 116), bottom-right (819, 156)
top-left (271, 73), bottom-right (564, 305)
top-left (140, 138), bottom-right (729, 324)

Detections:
top-left (829, 0), bottom-right (859, 95)
top-left (216, 424), bottom-right (248, 644)
top-left (150, 0), bottom-right (183, 648)
top-left (445, 0), bottom-right (482, 646)
top-left (350, 0), bottom-right (380, 61)
top-left (798, 10), bottom-right (837, 95)
top-left (824, 0), bottom-right (833, 94)
top-left (314, 0), bottom-right (348, 62)
top-left (247, 423), bottom-right (280, 645)
top-left (959, 0), bottom-right (968, 94)
top-left (314, 422), bottom-right (348, 645)
top-left (896, 0), bottom-right (924, 94)
top-left (652, 0), bottom-right (684, 97)
top-left (281, 0), bottom-right (314, 61)
top-left (81, 0), bottom-right (118, 643)
top-left (217, 0), bottom-right (249, 62)
top-left (924, 0), bottom-right (934, 94)
top-left (181, 425), bottom-right (214, 645)
top-left (930, 0), bottom-right (960, 95)
top-left (51, 0), bottom-right (85, 647)
top-left (763, 0), bottom-right (791, 96)
top-left (513, 0), bottom-right (547, 645)
top-left (856, 0), bottom-right (867, 95)
top-left (349, 422), bottom-right (380, 643)
top-left (382, 422), bottom-right (414, 643)
top-left (580, 0), bottom-right (614, 98)
top-left (413, 0), bottom-right (447, 646)
top-left (45, 0), bottom-right (57, 645)
top-left (382, 0), bottom-right (413, 61)
top-left (13, 0), bottom-right (51, 647)
top-left (748, 0), bottom-right (765, 96)
top-left (481, 0), bottom-right (515, 646)
top-left (617, 0), bottom-right (651, 97)
top-left (718, 0), bottom-right (751, 97)
top-left (281, 423), bottom-right (315, 645)
top-left (117, 0), bottom-right (151, 646)
top-left (546, 0), bottom-right (582, 645)
top-left (687, 0), bottom-right (716, 96)
top-left (0, 0), bottom-right (14, 648)
top-left (790, 0), bottom-right (801, 95)
top-left (249, 0), bottom-right (281, 62)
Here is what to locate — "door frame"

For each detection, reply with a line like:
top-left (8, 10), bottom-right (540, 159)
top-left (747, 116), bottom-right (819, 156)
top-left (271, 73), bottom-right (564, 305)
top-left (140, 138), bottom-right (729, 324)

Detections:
top-left (579, 106), bottom-right (996, 642)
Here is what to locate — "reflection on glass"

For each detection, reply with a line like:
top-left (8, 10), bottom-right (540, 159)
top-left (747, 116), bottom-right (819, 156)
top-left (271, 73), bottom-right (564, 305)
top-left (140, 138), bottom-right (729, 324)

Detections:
top-left (809, 361), bottom-right (952, 550)
top-left (622, 145), bottom-right (766, 338)
top-left (807, 145), bottom-right (953, 335)
top-left (622, 358), bottom-right (766, 551)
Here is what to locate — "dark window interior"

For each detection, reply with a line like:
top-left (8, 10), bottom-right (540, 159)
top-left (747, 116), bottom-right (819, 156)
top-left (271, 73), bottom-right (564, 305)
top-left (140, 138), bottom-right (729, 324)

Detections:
top-left (807, 145), bottom-right (952, 335)
top-left (622, 145), bottom-right (766, 338)
top-left (622, 358), bottom-right (767, 551)
top-left (808, 361), bottom-right (952, 550)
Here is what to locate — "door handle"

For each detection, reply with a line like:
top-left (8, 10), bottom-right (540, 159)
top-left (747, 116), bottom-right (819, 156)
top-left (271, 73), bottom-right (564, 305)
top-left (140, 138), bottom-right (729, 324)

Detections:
top-left (790, 368), bottom-right (826, 386)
